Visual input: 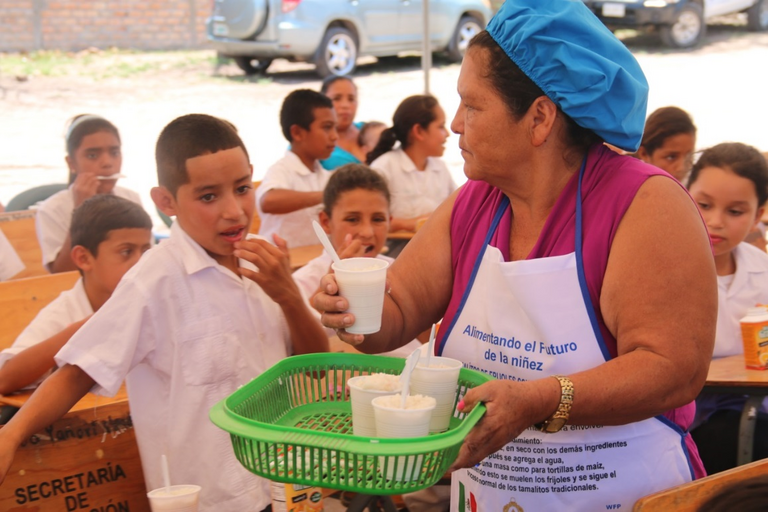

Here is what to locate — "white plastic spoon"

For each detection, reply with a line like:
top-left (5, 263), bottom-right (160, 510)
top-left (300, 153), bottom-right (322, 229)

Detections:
top-left (161, 453), bottom-right (171, 494)
top-left (97, 173), bottom-right (126, 180)
top-left (399, 348), bottom-right (421, 409)
top-left (424, 323), bottom-right (437, 368)
top-left (312, 220), bottom-right (341, 266)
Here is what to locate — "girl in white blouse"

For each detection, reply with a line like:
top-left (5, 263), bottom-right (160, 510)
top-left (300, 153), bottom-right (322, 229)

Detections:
top-left (367, 95), bottom-right (457, 236)
top-left (687, 142), bottom-right (768, 474)
top-left (36, 115), bottom-right (144, 273)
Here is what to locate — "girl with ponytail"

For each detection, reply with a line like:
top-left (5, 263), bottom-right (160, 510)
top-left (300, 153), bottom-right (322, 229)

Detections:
top-left (368, 95), bottom-right (457, 241)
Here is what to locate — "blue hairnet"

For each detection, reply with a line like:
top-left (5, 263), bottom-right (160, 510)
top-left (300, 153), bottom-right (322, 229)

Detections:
top-left (486, 0), bottom-right (648, 152)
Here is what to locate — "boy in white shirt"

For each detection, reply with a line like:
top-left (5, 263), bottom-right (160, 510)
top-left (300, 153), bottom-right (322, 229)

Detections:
top-left (0, 114), bottom-right (329, 511)
top-left (0, 195), bottom-right (153, 395)
top-left (257, 89), bottom-right (338, 247)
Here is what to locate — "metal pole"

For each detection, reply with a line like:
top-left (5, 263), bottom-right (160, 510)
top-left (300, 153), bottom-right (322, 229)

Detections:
top-left (422, 0), bottom-right (431, 95)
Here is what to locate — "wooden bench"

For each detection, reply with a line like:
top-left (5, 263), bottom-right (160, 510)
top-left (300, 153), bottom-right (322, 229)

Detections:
top-left (0, 271), bottom-right (79, 351)
top-left (633, 458), bottom-right (768, 511)
top-left (0, 210), bottom-right (48, 279)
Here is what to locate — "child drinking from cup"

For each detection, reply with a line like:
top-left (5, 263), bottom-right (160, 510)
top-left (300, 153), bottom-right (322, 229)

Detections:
top-left (0, 114), bottom-right (328, 511)
top-left (687, 142), bottom-right (768, 473)
top-left (292, 163), bottom-right (423, 357)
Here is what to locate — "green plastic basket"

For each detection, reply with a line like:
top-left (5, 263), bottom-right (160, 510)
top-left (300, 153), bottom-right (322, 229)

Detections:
top-left (210, 352), bottom-right (492, 494)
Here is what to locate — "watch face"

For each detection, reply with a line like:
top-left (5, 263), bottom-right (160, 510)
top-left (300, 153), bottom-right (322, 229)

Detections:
top-left (545, 418), bottom-right (567, 433)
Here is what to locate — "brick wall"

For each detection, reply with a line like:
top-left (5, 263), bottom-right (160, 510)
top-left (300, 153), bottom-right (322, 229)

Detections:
top-left (0, 0), bottom-right (210, 52)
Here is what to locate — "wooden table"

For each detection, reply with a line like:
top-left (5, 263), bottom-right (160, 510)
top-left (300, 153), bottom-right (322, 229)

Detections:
top-left (387, 231), bottom-right (415, 240)
top-left (288, 243), bottom-right (323, 270)
top-left (0, 385), bottom-right (150, 511)
top-left (704, 355), bottom-right (768, 465)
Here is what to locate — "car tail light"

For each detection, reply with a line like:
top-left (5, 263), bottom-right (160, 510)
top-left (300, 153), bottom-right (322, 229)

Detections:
top-left (282, 0), bottom-right (302, 13)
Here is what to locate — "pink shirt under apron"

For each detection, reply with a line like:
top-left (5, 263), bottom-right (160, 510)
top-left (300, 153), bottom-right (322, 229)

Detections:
top-left (438, 143), bottom-right (705, 479)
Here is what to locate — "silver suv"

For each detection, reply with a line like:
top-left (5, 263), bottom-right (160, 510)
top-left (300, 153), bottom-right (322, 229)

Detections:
top-left (583, 0), bottom-right (767, 48)
top-left (207, 0), bottom-right (494, 77)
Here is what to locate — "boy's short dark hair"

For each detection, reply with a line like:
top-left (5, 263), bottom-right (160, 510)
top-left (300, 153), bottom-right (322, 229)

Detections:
top-left (71, 195), bottom-right (152, 256)
top-left (280, 89), bottom-right (333, 142)
top-left (155, 114), bottom-right (249, 196)
top-left (323, 164), bottom-right (390, 215)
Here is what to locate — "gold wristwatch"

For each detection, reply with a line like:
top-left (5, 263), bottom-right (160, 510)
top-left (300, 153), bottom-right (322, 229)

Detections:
top-left (536, 375), bottom-right (574, 433)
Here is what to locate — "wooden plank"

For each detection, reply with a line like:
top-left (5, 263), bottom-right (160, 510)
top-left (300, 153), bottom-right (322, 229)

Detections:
top-left (706, 355), bottom-right (768, 390)
top-left (249, 180), bottom-right (261, 234)
top-left (0, 210), bottom-right (48, 279)
top-left (0, 398), bottom-right (150, 512)
top-left (632, 458), bottom-right (768, 511)
top-left (0, 384), bottom-right (128, 412)
top-left (0, 271), bottom-right (80, 351)
top-left (289, 244), bottom-right (323, 271)
top-left (387, 231), bottom-right (415, 240)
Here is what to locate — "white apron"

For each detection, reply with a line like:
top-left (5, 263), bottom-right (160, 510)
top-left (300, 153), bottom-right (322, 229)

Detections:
top-left (439, 164), bottom-right (696, 511)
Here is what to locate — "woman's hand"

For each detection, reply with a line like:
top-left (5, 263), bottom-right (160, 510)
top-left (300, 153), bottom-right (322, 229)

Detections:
top-left (450, 378), bottom-right (560, 470)
top-left (312, 273), bottom-right (365, 345)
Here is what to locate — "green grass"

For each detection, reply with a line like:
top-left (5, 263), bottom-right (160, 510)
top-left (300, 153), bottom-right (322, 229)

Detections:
top-left (0, 48), bottom-right (218, 80)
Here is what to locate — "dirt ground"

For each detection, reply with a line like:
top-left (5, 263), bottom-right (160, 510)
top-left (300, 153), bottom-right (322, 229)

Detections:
top-left (1, 21), bottom-right (767, 230)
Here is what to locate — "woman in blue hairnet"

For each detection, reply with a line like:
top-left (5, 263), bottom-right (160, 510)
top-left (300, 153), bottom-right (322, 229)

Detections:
top-left (314, 0), bottom-right (716, 508)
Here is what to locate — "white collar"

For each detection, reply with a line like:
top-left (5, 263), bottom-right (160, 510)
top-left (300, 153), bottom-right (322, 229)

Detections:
top-left (394, 147), bottom-right (438, 174)
top-left (171, 221), bottom-right (221, 275)
top-left (284, 150), bottom-right (322, 176)
top-left (726, 242), bottom-right (768, 298)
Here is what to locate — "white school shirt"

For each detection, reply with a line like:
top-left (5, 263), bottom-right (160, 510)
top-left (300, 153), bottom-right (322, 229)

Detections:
top-left (293, 251), bottom-right (423, 358)
top-left (36, 185), bottom-right (144, 267)
top-left (370, 148), bottom-right (457, 219)
top-left (0, 230), bottom-right (24, 280)
top-left (256, 151), bottom-right (331, 248)
top-left (714, 242), bottom-right (768, 358)
top-left (0, 278), bottom-right (92, 387)
top-left (56, 221), bottom-right (291, 512)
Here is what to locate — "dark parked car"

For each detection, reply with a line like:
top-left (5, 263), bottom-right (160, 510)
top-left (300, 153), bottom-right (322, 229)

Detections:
top-left (207, 0), bottom-right (494, 77)
top-left (582, 0), bottom-right (768, 48)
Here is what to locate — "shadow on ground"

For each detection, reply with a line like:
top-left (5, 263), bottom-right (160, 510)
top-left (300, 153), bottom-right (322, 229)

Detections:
top-left (213, 54), bottom-right (459, 86)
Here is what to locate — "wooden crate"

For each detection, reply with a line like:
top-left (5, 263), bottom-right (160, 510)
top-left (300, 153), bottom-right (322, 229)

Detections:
top-left (0, 391), bottom-right (149, 511)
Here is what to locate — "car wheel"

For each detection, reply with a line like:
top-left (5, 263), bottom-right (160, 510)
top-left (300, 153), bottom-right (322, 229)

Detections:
top-left (447, 15), bottom-right (483, 62)
top-left (315, 27), bottom-right (358, 78)
top-left (233, 57), bottom-right (273, 75)
top-left (747, 0), bottom-right (768, 31)
top-left (659, 4), bottom-right (705, 48)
